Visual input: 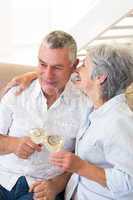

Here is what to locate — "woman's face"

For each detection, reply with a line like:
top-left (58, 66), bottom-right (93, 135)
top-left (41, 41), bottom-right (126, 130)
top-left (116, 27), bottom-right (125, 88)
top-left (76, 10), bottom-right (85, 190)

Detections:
top-left (75, 56), bottom-right (98, 97)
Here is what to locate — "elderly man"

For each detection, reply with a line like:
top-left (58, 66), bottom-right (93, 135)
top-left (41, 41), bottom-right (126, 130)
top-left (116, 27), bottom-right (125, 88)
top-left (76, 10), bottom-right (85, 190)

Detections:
top-left (0, 31), bottom-right (90, 200)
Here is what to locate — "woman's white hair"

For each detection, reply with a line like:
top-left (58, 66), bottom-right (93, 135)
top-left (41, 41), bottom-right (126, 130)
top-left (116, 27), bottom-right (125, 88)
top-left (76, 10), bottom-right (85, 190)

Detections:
top-left (87, 44), bottom-right (133, 100)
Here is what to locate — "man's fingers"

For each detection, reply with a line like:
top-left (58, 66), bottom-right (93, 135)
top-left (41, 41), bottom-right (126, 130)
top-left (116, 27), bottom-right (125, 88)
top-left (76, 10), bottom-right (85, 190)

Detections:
top-left (32, 181), bottom-right (51, 200)
top-left (36, 144), bottom-right (43, 152)
top-left (1, 79), bottom-right (21, 97)
top-left (25, 138), bottom-right (42, 150)
top-left (33, 191), bottom-right (45, 199)
top-left (15, 86), bottom-right (25, 96)
top-left (24, 141), bottom-right (42, 155)
top-left (0, 81), bottom-right (17, 97)
top-left (16, 137), bottom-right (42, 159)
top-left (22, 143), bottom-right (35, 154)
top-left (29, 181), bottom-right (42, 192)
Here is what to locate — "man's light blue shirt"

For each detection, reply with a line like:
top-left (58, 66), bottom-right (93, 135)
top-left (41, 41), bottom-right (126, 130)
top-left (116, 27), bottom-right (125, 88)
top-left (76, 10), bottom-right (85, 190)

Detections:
top-left (0, 79), bottom-right (90, 190)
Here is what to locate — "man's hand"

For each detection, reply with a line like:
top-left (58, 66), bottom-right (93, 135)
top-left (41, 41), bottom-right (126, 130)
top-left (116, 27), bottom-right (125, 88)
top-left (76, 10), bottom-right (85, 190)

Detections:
top-left (29, 179), bottom-right (56, 200)
top-left (1, 71), bottom-right (37, 97)
top-left (13, 136), bottom-right (42, 159)
top-left (50, 151), bottom-right (83, 173)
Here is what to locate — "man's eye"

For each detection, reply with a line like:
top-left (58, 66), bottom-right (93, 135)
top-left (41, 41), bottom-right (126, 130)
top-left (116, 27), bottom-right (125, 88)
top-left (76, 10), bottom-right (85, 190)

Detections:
top-left (40, 63), bottom-right (47, 67)
top-left (54, 66), bottom-right (63, 70)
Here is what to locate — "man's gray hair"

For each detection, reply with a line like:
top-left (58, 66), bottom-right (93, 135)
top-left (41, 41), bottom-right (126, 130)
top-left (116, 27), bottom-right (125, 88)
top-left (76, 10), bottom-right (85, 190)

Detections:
top-left (87, 44), bottom-right (133, 100)
top-left (41, 30), bottom-right (77, 63)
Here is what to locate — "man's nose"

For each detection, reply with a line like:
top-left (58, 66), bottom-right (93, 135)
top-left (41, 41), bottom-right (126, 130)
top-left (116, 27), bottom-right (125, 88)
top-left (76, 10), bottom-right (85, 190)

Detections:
top-left (45, 66), bottom-right (54, 78)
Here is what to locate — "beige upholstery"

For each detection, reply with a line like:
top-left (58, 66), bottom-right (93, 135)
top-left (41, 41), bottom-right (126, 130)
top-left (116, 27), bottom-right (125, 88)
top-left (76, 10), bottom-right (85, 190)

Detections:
top-left (125, 83), bottom-right (133, 110)
top-left (0, 62), bottom-right (35, 95)
top-left (0, 63), bottom-right (35, 82)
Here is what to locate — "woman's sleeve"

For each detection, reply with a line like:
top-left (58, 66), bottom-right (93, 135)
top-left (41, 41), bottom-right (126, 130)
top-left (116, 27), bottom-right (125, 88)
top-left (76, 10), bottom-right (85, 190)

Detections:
top-left (104, 116), bottom-right (133, 198)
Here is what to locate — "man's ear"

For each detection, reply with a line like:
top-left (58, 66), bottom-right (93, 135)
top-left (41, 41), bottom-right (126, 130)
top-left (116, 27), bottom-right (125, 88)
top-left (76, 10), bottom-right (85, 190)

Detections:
top-left (72, 59), bottom-right (79, 71)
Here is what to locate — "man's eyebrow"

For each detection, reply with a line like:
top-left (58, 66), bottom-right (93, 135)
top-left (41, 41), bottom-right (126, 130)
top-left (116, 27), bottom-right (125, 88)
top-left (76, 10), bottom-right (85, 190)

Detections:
top-left (38, 58), bottom-right (64, 68)
top-left (38, 58), bottom-right (47, 64)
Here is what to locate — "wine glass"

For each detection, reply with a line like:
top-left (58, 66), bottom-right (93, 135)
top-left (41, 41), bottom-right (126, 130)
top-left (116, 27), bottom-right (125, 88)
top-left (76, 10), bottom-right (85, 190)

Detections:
top-left (28, 127), bottom-right (65, 179)
top-left (42, 132), bottom-right (64, 178)
top-left (29, 128), bottom-right (46, 165)
top-left (29, 128), bottom-right (64, 165)
top-left (44, 134), bottom-right (64, 152)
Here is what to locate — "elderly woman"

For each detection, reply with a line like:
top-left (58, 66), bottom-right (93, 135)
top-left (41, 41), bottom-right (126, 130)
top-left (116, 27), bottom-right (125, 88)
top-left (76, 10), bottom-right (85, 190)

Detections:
top-left (50, 44), bottom-right (133, 200)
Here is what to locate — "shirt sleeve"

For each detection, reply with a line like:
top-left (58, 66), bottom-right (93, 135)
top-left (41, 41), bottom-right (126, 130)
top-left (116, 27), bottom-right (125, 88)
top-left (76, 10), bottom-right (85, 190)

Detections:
top-left (105, 168), bottom-right (133, 198)
top-left (104, 115), bottom-right (133, 197)
top-left (0, 88), bottom-right (17, 134)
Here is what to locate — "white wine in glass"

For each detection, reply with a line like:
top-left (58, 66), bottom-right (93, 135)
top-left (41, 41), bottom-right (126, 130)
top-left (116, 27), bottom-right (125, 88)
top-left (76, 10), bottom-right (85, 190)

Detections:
top-left (44, 135), bottom-right (64, 152)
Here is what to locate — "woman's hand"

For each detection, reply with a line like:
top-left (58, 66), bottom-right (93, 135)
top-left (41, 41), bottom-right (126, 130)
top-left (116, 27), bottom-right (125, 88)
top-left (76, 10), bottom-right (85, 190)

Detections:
top-left (50, 151), bottom-right (106, 186)
top-left (49, 151), bottom-right (84, 173)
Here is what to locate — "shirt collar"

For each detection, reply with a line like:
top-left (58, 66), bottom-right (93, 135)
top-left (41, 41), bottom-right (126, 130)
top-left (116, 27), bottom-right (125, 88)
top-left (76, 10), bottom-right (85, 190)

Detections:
top-left (32, 79), bottom-right (42, 99)
top-left (60, 80), bottom-right (80, 105)
top-left (89, 94), bottom-right (126, 119)
top-left (32, 79), bottom-right (79, 105)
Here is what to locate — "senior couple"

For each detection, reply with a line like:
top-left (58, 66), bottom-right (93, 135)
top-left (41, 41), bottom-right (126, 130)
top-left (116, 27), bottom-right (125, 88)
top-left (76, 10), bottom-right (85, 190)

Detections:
top-left (0, 30), bottom-right (133, 200)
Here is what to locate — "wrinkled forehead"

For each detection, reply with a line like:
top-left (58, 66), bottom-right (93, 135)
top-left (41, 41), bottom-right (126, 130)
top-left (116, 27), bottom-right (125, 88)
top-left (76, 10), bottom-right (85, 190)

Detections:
top-left (40, 45), bottom-right (73, 62)
top-left (39, 46), bottom-right (73, 67)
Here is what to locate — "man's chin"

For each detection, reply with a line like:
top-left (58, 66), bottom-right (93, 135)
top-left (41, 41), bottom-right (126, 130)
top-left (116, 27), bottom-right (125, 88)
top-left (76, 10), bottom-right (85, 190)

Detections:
top-left (42, 86), bottom-right (59, 96)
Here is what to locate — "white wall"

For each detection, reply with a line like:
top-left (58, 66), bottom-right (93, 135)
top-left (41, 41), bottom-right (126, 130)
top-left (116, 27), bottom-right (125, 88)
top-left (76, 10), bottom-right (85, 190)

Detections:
top-left (0, 0), bottom-right (94, 65)
top-left (0, 0), bottom-right (132, 65)
top-left (0, 0), bottom-right (12, 59)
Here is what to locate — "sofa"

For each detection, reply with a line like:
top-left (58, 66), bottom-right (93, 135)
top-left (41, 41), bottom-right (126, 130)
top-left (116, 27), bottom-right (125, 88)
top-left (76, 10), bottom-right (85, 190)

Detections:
top-left (0, 62), bottom-right (35, 95)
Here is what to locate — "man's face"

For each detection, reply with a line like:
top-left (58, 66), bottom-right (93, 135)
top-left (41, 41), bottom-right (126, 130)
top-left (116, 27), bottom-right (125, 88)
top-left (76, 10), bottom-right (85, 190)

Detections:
top-left (38, 46), bottom-right (77, 97)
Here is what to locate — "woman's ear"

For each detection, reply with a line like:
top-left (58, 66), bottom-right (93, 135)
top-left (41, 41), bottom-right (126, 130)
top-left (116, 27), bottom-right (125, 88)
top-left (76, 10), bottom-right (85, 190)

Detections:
top-left (96, 74), bottom-right (107, 84)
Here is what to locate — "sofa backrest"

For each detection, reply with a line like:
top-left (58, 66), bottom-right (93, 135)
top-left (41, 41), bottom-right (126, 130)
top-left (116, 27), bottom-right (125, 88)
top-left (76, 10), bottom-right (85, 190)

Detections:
top-left (0, 62), bottom-right (35, 95)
